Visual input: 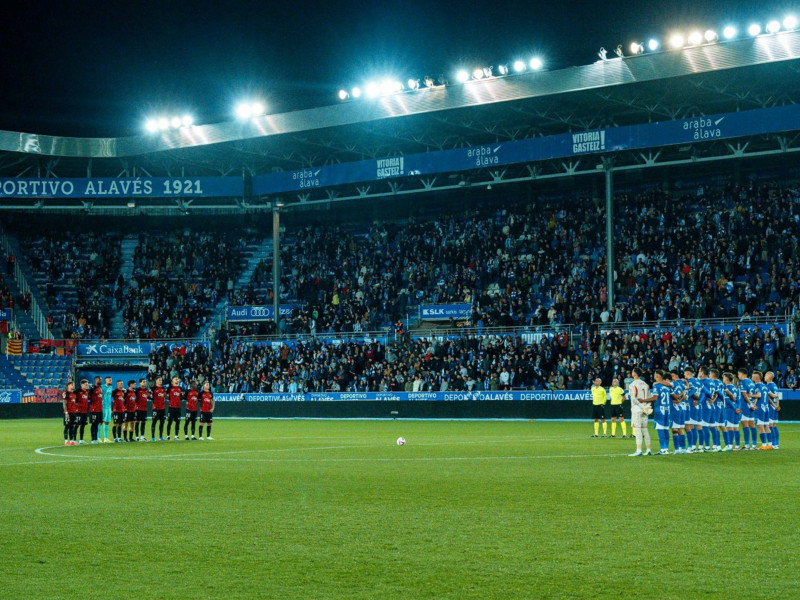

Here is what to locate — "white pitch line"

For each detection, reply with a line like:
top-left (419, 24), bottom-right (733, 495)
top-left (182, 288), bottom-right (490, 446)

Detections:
top-left (154, 452), bottom-right (630, 464)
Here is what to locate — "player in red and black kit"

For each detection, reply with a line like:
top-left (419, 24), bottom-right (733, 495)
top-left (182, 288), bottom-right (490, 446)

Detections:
top-left (61, 381), bottom-right (78, 445)
top-left (184, 381), bottom-right (199, 440)
top-left (166, 376), bottom-right (183, 441)
top-left (151, 376), bottom-right (167, 441)
top-left (111, 381), bottom-right (126, 442)
top-left (198, 381), bottom-right (215, 440)
top-left (124, 380), bottom-right (138, 442)
top-left (75, 379), bottom-right (91, 445)
top-left (135, 378), bottom-right (149, 442)
top-left (89, 376), bottom-right (104, 444)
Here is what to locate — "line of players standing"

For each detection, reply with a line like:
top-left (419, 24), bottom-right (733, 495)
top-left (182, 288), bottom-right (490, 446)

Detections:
top-left (648, 366), bottom-right (781, 454)
top-left (61, 375), bottom-right (215, 445)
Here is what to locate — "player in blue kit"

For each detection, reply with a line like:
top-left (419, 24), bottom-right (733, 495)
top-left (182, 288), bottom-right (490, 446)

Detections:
top-left (765, 371), bottom-right (780, 449)
top-left (736, 368), bottom-right (758, 450)
top-left (752, 371), bottom-right (773, 450)
top-left (697, 367), bottom-right (715, 452)
top-left (683, 367), bottom-right (701, 453)
top-left (650, 370), bottom-right (673, 454)
top-left (709, 368), bottom-right (726, 452)
top-left (669, 371), bottom-right (687, 454)
top-left (721, 372), bottom-right (740, 451)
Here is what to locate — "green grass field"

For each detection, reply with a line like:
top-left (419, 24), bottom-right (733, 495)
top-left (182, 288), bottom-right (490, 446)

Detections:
top-left (1, 418), bottom-right (798, 599)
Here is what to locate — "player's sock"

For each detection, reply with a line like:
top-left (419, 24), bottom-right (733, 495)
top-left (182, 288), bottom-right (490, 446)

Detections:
top-left (198, 425), bottom-right (204, 438)
top-left (593, 422), bottom-right (598, 436)
top-left (772, 426), bottom-right (779, 446)
top-left (206, 425), bottom-right (211, 437)
top-left (671, 431), bottom-right (680, 450)
top-left (611, 422), bottom-right (617, 436)
top-left (680, 433), bottom-right (687, 450)
top-left (191, 421), bottom-right (196, 436)
top-left (711, 429), bottom-right (720, 447)
top-left (657, 429), bottom-right (668, 451)
top-left (63, 422), bottom-right (69, 441)
top-left (759, 432), bottom-right (766, 445)
top-left (750, 427), bottom-right (758, 446)
top-left (722, 430), bottom-right (730, 446)
top-left (621, 421), bottom-right (627, 437)
top-left (734, 429), bottom-right (740, 446)
top-left (159, 420), bottom-right (165, 437)
top-left (743, 426), bottom-right (750, 446)
top-left (602, 422), bottom-right (607, 435)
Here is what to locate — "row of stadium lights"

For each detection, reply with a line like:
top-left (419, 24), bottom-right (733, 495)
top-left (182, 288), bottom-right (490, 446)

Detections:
top-left (337, 14), bottom-right (800, 101)
top-left (141, 14), bottom-right (799, 131)
top-left (144, 101), bottom-right (266, 134)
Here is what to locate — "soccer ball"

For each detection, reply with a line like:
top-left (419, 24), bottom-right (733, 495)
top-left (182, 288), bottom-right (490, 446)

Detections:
top-left (396, 437), bottom-right (406, 446)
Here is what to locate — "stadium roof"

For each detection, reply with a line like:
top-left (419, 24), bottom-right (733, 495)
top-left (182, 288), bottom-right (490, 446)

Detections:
top-left (1, 31), bottom-right (800, 211)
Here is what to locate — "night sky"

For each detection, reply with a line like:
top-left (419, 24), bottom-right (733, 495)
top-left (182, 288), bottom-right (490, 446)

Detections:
top-left (0, 0), bottom-right (790, 137)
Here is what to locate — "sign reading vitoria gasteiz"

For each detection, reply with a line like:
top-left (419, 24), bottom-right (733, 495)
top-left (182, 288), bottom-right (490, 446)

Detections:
top-left (0, 177), bottom-right (243, 198)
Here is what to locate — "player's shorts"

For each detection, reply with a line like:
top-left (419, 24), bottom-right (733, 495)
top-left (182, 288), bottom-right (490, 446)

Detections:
top-left (653, 409), bottom-right (670, 430)
top-left (200, 412), bottom-right (213, 424)
top-left (712, 405), bottom-right (725, 427)
top-left (755, 407), bottom-right (770, 426)
top-left (609, 404), bottom-right (623, 418)
top-left (687, 402), bottom-right (701, 425)
top-left (700, 404), bottom-right (715, 427)
top-left (68, 413), bottom-right (80, 427)
top-left (740, 407), bottom-right (755, 422)
top-left (63, 414), bottom-right (70, 427)
top-left (168, 407), bottom-right (181, 421)
top-left (724, 408), bottom-right (740, 428)
top-left (136, 410), bottom-right (148, 421)
top-left (90, 412), bottom-right (103, 424)
top-left (78, 413), bottom-right (88, 426)
top-left (102, 407), bottom-right (112, 422)
top-left (112, 412), bottom-right (124, 425)
top-left (592, 405), bottom-right (606, 420)
top-left (631, 410), bottom-right (648, 429)
top-left (152, 408), bottom-right (165, 421)
top-left (124, 411), bottom-right (136, 423)
top-left (670, 405), bottom-right (685, 428)
top-left (185, 409), bottom-right (197, 422)
top-left (768, 407), bottom-right (778, 424)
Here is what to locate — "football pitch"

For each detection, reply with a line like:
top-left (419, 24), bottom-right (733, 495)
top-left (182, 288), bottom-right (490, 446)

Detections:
top-left (1, 419), bottom-right (798, 599)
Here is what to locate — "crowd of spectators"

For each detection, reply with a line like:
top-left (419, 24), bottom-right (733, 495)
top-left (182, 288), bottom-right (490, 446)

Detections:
top-left (19, 233), bottom-right (121, 339)
top-left (119, 231), bottom-right (253, 338)
top-left (230, 180), bottom-right (800, 336)
top-left (158, 318), bottom-right (799, 394)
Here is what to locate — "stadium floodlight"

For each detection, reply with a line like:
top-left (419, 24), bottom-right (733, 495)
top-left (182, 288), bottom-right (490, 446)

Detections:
top-left (704, 30), bottom-right (718, 42)
top-left (365, 82), bottom-right (380, 98)
top-left (687, 31), bottom-right (703, 45)
top-left (472, 67), bottom-right (485, 80)
top-left (338, 89), bottom-right (349, 100)
top-left (235, 101), bottom-right (265, 119)
top-left (748, 23), bottom-right (762, 36)
top-left (157, 117), bottom-right (170, 131)
top-left (613, 45), bottom-right (624, 58)
top-left (766, 20), bottom-right (781, 34)
top-left (408, 78), bottom-right (420, 90)
top-left (669, 33), bottom-right (685, 48)
top-left (145, 119), bottom-right (159, 134)
top-left (482, 67), bottom-right (493, 78)
top-left (513, 59), bottom-right (526, 72)
top-left (784, 15), bottom-right (798, 30)
top-left (170, 116), bottom-right (181, 128)
top-left (351, 86), bottom-right (362, 98)
top-left (423, 76), bottom-right (435, 87)
top-left (529, 57), bottom-right (543, 70)
top-left (648, 39), bottom-right (659, 51)
top-left (723, 26), bottom-right (737, 39)
top-left (181, 115), bottom-right (193, 127)
top-left (497, 64), bottom-right (508, 75)
top-left (456, 69), bottom-right (470, 83)
top-left (629, 42), bottom-right (644, 54)
top-left (597, 47), bottom-right (608, 60)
